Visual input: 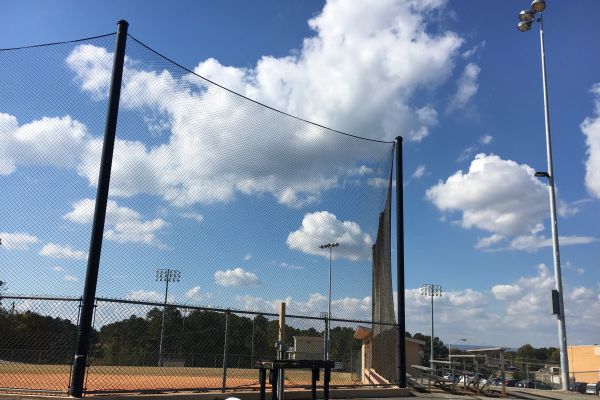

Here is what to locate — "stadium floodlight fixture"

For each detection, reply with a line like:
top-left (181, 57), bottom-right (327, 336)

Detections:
top-left (530, 0), bottom-right (546, 13)
top-left (420, 283), bottom-right (442, 297)
top-left (319, 242), bottom-right (339, 360)
top-left (515, 0), bottom-right (569, 390)
top-left (420, 284), bottom-right (442, 365)
top-left (155, 268), bottom-right (181, 366)
top-left (518, 21), bottom-right (533, 32)
top-left (519, 10), bottom-right (534, 22)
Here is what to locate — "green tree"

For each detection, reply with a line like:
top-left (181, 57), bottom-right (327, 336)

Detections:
top-left (412, 332), bottom-right (448, 366)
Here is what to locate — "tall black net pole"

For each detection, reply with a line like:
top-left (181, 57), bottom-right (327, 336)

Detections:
top-left (69, 20), bottom-right (129, 398)
top-left (395, 136), bottom-right (406, 388)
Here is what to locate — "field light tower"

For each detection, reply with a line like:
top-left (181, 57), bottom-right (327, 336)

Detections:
top-left (155, 268), bottom-right (181, 366)
top-left (516, 0), bottom-right (569, 390)
top-left (420, 284), bottom-right (442, 365)
top-left (319, 242), bottom-right (339, 360)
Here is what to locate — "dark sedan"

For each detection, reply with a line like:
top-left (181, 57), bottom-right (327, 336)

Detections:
top-left (516, 380), bottom-right (552, 390)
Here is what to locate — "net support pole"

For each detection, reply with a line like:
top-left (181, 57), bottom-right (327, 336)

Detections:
top-left (395, 136), bottom-right (406, 388)
top-left (277, 302), bottom-right (286, 400)
top-left (222, 309), bottom-right (230, 391)
top-left (69, 20), bottom-right (128, 398)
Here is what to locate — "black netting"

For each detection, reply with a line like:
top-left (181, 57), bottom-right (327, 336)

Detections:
top-left (0, 32), bottom-right (400, 395)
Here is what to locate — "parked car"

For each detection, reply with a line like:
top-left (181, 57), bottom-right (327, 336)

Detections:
top-left (490, 378), bottom-right (503, 386)
top-left (457, 373), bottom-right (486, 384)
top-left (492, 379), bottom-right (518, 387)
top-left (569, 382), bottom-right (587, 394)
top-left (585, 382), bottom-right (599, 395)
top-left (443, 373), bottom-right (461, 383)
top-left (516, 380), bottom-right (552, 390)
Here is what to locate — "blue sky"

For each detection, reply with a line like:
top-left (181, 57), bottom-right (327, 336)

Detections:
top-left (1, 0), bottom-right (599, 348)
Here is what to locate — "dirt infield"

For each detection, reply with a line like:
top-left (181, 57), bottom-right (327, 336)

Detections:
top-left (0, 363), bottom-right (355, 393)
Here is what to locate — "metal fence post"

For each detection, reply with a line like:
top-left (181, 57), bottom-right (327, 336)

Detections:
top-left (69, 20), bottom-right (128, 398)
top-left (222, 310), bottom-right (230, 392)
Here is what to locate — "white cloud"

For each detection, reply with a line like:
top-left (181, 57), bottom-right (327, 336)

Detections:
top-left (403, 264), bottom-right (600, 346)
top-left (427, 154), bottom-right (548, 236)
top-left (181, 212), bottom-right (204, 223)
top-left (412, 165), bottom-right (427, 179)
top-left (235, 292), bottom-right (371, 320)
top-left (581, 82), bottom-right (600, 199)
top-left (491, 284), bottom-right (522, 300)
top-left (347, 165), bottom-right (374, 176)
top-left (428, 154), bottom-right (596, 251)
top-left (127, 290), bottom-right (167, 303)
top-left (287, 211), bottom-right (372, 261)
top-left (39, 243), bottom-right (87, 260)
top-left (66, 44), bottom-right (114, 100)
top-left (0, 232), bottom-right (38, 250)
top-left (214, 268), bottom-right (259, 287)
top-left (280, 262), bottom-right (304, 270)
top-left (367, 177), bottom-right (390, 188)
top-left (457, 145), bottom-right (475, 162)
top-left (474, 233), bottom-right (504, 250)
top-left (51, 266), bottom-right (64, 272)
top-left (479, 135), bottom-right (493, 145)
top-left (231, 265), bottom-right (600, 346)
top-left (185, 286), bottom-right (212, 302)
top-left (64, 198), bottom-right (166, 246)
top-left (462, 41), bottom-right (486, 58)
top-left (564, 261), bottom-right (584, 276)
top-left (508, 234), bottom-right (598, 252)
top-left (243, 254), bottom-right (252, 261)
top-left (0, 113), bottom-right (88, 175)
top-left (64, 275), bottom-right (78, 282)
top-left (62, 0), bottom-right (468, 208)
top-left (457, 135), bottom-right (493, 162)
top-left (447, 63), bottom-right (481, 112)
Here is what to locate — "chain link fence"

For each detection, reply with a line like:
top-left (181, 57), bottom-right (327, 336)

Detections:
top-left (0, 295), bottom-right (397, 394)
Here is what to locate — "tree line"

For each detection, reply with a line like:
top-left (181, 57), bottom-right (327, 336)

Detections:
top-left (0, 303), bottom-right (359, 368)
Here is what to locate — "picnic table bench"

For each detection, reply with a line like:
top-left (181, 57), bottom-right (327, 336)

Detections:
top-left (411, 365), bottom-right (455, 390)
top-left (256, 359), bottom-right (335, 400)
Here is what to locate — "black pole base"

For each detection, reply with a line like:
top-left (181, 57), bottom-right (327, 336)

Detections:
top-left (69, 355), bottom-right (87, 397)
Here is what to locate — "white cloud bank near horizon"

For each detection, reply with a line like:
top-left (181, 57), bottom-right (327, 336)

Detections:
top-left (230, 263), bottom-right (600, 347)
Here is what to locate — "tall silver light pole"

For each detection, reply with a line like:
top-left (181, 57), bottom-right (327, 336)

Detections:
top-left (319, 242), bottom-right (339, 360)
top-left (420, 284), bottom-right (442, 366)
top-left (155, 268), bottom-right (181, 366)
top-left (517, 0), bottom-right (569, 390)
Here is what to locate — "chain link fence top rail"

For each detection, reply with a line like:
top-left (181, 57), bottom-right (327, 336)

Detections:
top-left (1, 31), bottom-right (397, 394)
